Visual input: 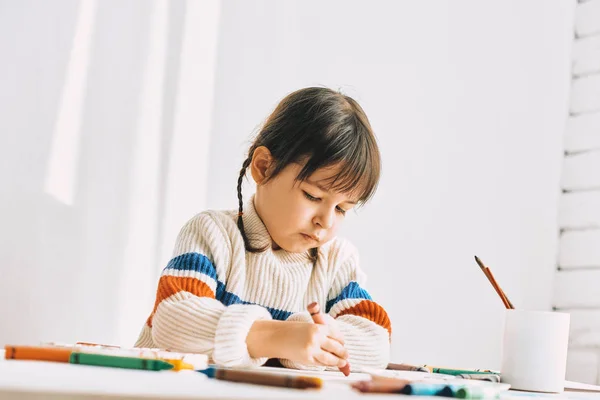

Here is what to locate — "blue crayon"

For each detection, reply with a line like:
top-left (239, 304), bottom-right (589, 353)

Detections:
top-left (399, 383), bottom-right (454, 397)
top-left (456, 386), bottom-right (507, 399)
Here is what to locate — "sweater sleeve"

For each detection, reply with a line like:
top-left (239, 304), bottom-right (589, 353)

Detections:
top-left (281, 240), bottom-right (391, 372)
top-left (138, 212), bottom-right (272, 367)
top-left (325, 240), bottom-right (391, 370)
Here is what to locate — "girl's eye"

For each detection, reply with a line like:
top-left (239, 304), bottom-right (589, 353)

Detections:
top-left (303, 191), bottom-right (320, 202)
top-left (304, 190), bottom-right (346, 216)
top-left (336, 206), bottom-right (347, 216)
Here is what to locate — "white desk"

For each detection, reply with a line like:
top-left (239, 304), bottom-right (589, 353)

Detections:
top-left (0, 359), bottom-right (408, 400)
top-left (3, 358), bottom-right (600, 399)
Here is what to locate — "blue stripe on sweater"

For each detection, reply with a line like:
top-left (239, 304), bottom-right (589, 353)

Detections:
top-left (165, 252), bottom-right (219, 280)
top-left (326, 281), bottom-right (372, 313)
top-left (164, 252), bottom-right (292, 321)
top-left (217, 281), bottom-right (292, 320)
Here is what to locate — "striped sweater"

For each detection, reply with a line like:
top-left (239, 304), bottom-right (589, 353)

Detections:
top-left (135, 196), bottom-right (391, 370)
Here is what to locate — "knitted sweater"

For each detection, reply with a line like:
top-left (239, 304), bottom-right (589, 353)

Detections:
top-left (135, 196), bottom-right (391, 370)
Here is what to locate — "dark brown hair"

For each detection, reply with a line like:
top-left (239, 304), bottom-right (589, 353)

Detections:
top-left (236, 87), bottom-right (381, 259)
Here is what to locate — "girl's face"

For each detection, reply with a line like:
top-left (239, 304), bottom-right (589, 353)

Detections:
top-left (252, 149), bottom-right (358, 253)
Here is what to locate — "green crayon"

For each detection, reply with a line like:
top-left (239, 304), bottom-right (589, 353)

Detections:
top-left (70, 352), bottom-right (174, 371)
top-left (456, 386), bottom-right (504, 399)
top-left (431, 367), bottom-right (495, 376)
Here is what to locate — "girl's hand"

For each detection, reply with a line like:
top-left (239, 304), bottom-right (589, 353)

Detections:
top-left (247, 320), bottom-right (348, 367)
top-left (277, 320), bottom-right (348, 367)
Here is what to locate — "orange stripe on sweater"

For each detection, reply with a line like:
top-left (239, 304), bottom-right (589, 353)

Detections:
top-left (146, 275), bottom-right (215, 327)
top-left (336, 300), bottom-right (392, 337)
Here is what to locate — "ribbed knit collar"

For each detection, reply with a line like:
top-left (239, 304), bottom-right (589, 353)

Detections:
top-left (241, 195), bottom-right (312, 264)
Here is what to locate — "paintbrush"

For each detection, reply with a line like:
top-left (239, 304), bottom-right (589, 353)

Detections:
top-left (474, 255), bottom-right (514, 309)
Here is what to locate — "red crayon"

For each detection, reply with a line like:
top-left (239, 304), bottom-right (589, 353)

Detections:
top-left (307, 302), bottom-right (351, 376)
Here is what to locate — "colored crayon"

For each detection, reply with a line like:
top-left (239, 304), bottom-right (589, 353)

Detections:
top-left (75, 341), bottom-right (120, 348)
top-left (424, 366), bottom-right (496, 375)
top-left (69, 352), bottom-right (173, 371)
top-left (456, 385), bottom-right (505, 399)
top-left (400, 383), bottom-right (455, 397)
top-left (456, 373), bottom-right (501, 382)
top-left (162, 358), bottom-right (195, 371)
top-left (197, 367), bottom-right (322, 389)
top-left (387, 362), bottom-right (430, 373)
top-left (352, 378), bottom-right (410, 393)
top-left (4, 345), bottom-right (72, 363)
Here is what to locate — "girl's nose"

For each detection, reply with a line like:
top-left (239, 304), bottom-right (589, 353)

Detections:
top-left (313, 208), bottom-right (334, 229)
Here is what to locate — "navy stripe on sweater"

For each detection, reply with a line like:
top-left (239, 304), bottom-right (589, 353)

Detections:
top-left (326, 281), bottom-right (372, 313)
top-left (164, 252), bottom-right (292, 320)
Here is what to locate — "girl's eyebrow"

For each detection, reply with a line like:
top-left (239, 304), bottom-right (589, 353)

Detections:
top-left (305, 180), bottom-right (358, 205)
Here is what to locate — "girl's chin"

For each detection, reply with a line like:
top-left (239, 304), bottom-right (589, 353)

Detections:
top-left (273, 240), bottom-right (311, 254)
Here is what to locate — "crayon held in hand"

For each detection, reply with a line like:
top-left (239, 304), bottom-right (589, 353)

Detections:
top-left (307, 302), bottom-right (350, 376)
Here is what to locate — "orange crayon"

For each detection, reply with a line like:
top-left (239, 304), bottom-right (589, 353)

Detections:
top-left (4, 345), bottom-right (72, 363)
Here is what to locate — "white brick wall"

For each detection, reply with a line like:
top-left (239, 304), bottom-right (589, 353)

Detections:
top-left (555, 270), bottom-right (600, 308)
top-left (559, 192), bottom-right (600, 228)
top-left (564, 114), bottom-right (600, 153)
top-left (561, 152), bottom-right (600, 190)
top-left (556, 0), bottom-right (600, 384)
top-left (575, 0), bottom-right (600, 38)
top-left (571, 76), bottom-right (600, 114)
top-left (569, 310), bottom-right (600, 348)
top-left (572, 35), bottom-right (600, 77)
top-left (566, 350), bottom-right (599, 385)
top-left (559, 231), bottom-right (600, 268)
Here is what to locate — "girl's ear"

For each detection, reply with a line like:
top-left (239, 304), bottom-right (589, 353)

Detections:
top-left (250, 146), bottom-right (274, 185)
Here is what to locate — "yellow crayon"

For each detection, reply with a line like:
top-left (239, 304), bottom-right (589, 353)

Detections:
top-left (162, 358), bottom-right (195, 371)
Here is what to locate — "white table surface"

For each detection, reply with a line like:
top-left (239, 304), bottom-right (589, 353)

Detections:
top-left (0, 359), bottom-right (417, 400)
top-left (3, 357), bottom-right (599, 400)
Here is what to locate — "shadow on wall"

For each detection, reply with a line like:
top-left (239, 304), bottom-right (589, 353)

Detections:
top-left (0, 0), bottom-right (189, 346)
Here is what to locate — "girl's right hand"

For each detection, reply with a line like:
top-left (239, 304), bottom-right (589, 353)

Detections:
top-left (276, 320), bottom-right (349, 368)
top-left (247, 319), bottom-right (349, 368)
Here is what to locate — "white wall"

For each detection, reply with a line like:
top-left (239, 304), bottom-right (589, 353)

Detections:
top-left (0, 0), bottom-right (575, 372)
top-left (207, 0), bottom-right (574, 369)
top-left (0, 0), bottom-right (221, 346)
top-left (556, 0), bottom-right (600, 385)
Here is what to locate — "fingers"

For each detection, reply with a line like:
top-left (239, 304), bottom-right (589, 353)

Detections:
top-left (311, 313), bottom-right (345, 346)
top-left (308, 302), bottom-right (346, 346)
top-left (314, 348), bottom-right (348, 368)
top-left (320, 336), bottom-right (349, 362)
top-left (307, 302), bottom-right (326, 325)
top-left (312, 335), bottom-right (348, 368)
top-left (325, 322), bottom-right (345, 346)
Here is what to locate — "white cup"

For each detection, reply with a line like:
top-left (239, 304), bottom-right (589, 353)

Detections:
top-left (500, 309), bottom-right (570, 393)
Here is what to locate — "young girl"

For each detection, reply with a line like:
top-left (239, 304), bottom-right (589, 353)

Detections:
top-left (135, 87), bottom-right (391, 371)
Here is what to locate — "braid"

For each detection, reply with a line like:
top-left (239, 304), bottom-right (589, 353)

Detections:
top-left (310, 247), bottom-right (318, 265)
top-left (237, 156), bottom-right (253, 251)
top-left (237, 153), bottom-right (318, 261)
